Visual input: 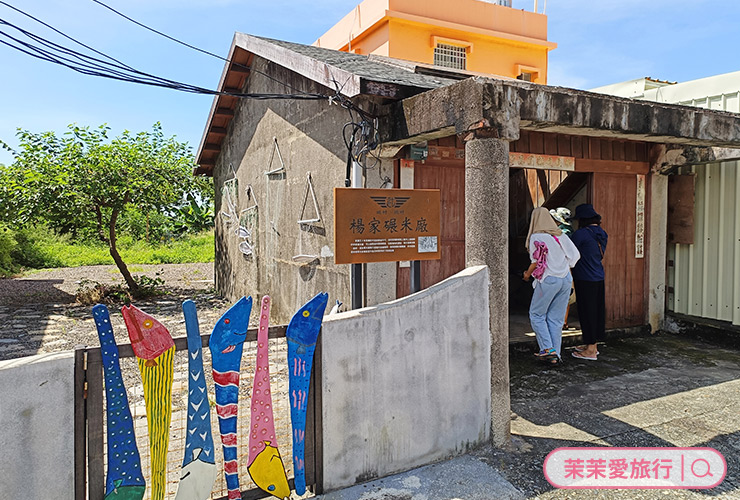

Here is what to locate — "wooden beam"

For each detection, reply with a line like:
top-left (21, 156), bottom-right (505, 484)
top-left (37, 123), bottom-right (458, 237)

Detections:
top-left (215, 107), bottom-right (235, 117)
top-left (575, 158), bottom-right (650, 175)
top-left (536, 170), bottom-right (551, 199)
top-left (229, 62), bottom-right (251, 73)
top-left (509, 152), bottom-right (575, 171)
top-left (209, 126), bottom-right (228, 135)
top-left (203, 144), bottom-right (221, 152)
top-left (222, 87), bottom-right (241, 94)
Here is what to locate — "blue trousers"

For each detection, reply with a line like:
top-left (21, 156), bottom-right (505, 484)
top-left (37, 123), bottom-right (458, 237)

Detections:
top-left (529, 275), bottom-right (572, 357)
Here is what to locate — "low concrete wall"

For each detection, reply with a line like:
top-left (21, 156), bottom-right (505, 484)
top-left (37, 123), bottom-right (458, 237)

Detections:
top-left (0, 352), bottom-right (75, 498)
top-left (320, 265), bottom-right (491, 491)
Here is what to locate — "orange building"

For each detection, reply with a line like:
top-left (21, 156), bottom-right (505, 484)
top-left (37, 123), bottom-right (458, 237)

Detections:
top-left (314, 0), bottom-right (556, 83)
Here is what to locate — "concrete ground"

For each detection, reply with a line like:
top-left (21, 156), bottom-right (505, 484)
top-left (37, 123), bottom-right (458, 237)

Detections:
top-left (318, 333), bottom-right (740, 499)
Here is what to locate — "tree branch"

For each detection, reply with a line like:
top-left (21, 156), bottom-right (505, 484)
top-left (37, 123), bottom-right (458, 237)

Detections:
top-left (94, 205), bottom-right (109, 244)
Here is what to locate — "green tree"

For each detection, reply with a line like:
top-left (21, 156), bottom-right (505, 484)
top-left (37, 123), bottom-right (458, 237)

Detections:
top-left (0, 123), bottom-right (207, 295)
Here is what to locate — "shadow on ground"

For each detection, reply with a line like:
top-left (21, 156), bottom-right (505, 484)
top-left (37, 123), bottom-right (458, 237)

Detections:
top-left (475, 333), bottom-right (740, 499)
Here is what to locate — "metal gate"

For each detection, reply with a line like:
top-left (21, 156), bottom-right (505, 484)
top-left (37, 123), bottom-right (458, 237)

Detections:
top-left (73, 324), bottom-right (323, 500)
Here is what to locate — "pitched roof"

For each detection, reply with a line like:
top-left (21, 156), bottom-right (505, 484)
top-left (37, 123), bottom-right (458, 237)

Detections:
top-left (195, 33), bottom-right (462, 174)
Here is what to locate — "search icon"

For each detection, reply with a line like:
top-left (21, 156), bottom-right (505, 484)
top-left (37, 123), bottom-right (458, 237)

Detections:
top-left (691, 459), bottom-right (713, 478)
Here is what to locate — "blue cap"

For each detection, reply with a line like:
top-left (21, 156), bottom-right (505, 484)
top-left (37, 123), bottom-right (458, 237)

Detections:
top-left (573, 203), bottom-right (600, 220)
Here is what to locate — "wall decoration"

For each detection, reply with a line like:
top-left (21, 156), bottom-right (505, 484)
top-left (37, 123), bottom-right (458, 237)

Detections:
top-left (92, 304), bottom-right (146, 500)
top-left (174, 300), bottom-right (217, 500)
top-left (635, 174), bottom-right (646, 258)
top-left (293, 173), bottom-right (323, 263)
top-left (238, 184), bottom-right (259, 256)
top-left (247, 295), bottom-right (290, 499)
top-left (264, 137), bottom-right (286, 176)
top-left (220, 165), bottom-right (240, 232)
top-left (209, 297), bottom-right (253, 500)
top-left (121, 305), bottom-right (175, 500)
top-left (286, 293), bottom-right (329, 495)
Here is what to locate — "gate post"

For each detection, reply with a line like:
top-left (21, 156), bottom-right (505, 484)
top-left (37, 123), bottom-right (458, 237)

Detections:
top-left (74, 346), bottom-right (87, 500)
top-left (463, 132), bottom-right (511, 447)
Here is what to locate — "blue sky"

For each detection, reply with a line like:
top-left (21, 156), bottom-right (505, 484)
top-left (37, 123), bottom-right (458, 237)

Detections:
top-left (1, 0), bottom-right (738, 166)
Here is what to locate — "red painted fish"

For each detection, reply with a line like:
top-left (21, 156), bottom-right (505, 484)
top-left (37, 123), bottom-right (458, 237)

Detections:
top-left (122, 304), bottom-right (175, 366)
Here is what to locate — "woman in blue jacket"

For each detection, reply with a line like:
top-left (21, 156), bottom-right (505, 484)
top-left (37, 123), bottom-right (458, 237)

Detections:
top-left (570, 204), bottom-right (608, 361)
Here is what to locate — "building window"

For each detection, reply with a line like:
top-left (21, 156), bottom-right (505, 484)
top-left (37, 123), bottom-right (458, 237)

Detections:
top-left (515, 64), bottom-right (541, 83)
top-left (434, 43), bottom-right (467, 70)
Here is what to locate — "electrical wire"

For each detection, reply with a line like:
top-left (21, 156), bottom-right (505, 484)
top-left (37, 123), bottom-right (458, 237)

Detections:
top-left (0, 15), bottom-right (328, 100)
top-left (1, 1), bottom-right (386, 173)
top-left (88, 0), bottom-right (318, 98)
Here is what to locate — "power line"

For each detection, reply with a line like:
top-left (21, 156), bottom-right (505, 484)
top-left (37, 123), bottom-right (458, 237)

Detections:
top-left (89, 0), bottom-right (316, 97)
top-left (0, 11), bottom-right (329, 101)
top-left (0, 0), bottom-right (134, 71)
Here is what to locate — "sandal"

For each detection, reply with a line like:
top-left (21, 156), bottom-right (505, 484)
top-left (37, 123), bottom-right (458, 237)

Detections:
top-left (574, 345), bottom-right (600, 355)
top-left (535, 348), bottom-right (556, 357)
top-left (572, 351), bottom-right (598, 361)
top-left (543, 354), bottom-right (561, 366)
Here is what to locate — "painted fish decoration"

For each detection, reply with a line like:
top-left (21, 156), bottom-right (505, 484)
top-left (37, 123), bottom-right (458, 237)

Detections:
top-left (286, 293), bottom-right (329, 495)
top-left (247, 295), bottom-right (290, 499)
top-left (122, 305), bottom-right (175, 500)
top-left (92, 304), bottom-right (146, 500)
top-left (174, 300), bottom-right (217, 500)
top-left (209, 296), bottom-right (252, 500)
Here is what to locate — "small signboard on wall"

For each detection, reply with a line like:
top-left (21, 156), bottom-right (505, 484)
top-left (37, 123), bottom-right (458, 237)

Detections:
top-left (635, 174), bottom-right (646, 258)
top-left (334, 188), bottom-right (441, 264)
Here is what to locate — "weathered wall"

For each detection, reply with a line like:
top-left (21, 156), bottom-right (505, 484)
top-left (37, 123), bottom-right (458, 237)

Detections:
top-left (320, 265), bottom-right (491, 491)
top-left (213, 57), bottom-right (394, 322)
top-left (0, 352), bottom-right (75, 498)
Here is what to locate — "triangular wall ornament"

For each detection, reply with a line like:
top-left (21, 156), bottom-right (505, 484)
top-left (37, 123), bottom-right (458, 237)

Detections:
top-left (293, 172), bottom-right (321, 263)
top-left (264, 137), bottom-right (286, 176)
top-left (238, 184), bottom-right (259, 256)
top-left (220, 163), bottom-right (239, 228)
top-left (297, 172), bottom-right (321, 225)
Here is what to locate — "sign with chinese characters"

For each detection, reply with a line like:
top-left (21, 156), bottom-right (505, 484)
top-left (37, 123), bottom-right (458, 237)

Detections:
top-left (544, 447), bottom-right (726, 489)
top-left (334, 188), bottom-right (441, 264)
top-left (635, 174), bottom-right (646, 258)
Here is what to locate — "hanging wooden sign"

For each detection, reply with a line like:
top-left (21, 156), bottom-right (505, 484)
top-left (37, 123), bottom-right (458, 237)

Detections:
top-left (334, 188), bottom-right (441, 264)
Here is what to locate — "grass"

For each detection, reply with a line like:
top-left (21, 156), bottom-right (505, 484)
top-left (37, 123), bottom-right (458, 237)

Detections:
top-left (22, 230), bottom-right (214, 270)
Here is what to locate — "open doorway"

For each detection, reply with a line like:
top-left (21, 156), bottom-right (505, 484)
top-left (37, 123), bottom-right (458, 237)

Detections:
top-left (509, 168), bottom-right (590, 342)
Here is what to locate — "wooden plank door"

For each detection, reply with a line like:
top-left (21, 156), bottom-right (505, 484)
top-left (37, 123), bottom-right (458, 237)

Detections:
top-left (591, 173), bottom-right (646, 328)
top-left (397, 157), bottom-right (465, 298)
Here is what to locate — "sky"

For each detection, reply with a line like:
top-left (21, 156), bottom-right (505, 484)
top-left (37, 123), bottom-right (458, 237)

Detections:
top-left (1, 0), bottom-right (739, 166)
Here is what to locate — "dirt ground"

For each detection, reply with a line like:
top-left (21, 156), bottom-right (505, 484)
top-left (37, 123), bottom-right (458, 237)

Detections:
top-left (0, 263), bottom-right (297, 499)
top-left (0, 263), bottom-right (230, 359)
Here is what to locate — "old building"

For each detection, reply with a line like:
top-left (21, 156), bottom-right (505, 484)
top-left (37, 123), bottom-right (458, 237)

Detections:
top-left (314, 0), bottom-right (555, 83)
top-left (195, 33), bottom-right (740, 445)
top-left (594, 72), bottom-right (740, 331)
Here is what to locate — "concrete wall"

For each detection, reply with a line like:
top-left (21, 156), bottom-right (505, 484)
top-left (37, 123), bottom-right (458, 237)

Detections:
top-left (320, 265), bottom-right (491, 491)
top-left (0, 352), bottom-right (75, 498)
top-left (213, 57), bottom-right (395, 323)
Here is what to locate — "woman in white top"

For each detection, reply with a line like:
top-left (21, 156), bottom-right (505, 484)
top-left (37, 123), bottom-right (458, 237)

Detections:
top-left (522, 207), bottom-right (581, 363)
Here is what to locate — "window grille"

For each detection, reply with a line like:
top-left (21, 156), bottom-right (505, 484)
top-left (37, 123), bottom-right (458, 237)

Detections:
top-left (433, 43), bottom-right (467, 70)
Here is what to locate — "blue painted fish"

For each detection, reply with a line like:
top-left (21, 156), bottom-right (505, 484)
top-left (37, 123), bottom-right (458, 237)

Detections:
top-left (175, 300), bottom-right (217, 500)
top-left (209, 296), bottom-right (252, 500)
top-left (122, 305), bottom-right (175, 500)
top-left (286, 293), bottom-right (329, 495)
top-left (92, 304), bottom-right (146, 500)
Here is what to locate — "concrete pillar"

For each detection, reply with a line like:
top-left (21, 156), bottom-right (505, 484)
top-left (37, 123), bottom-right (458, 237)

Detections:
top-left (648, 172), bottom-right (669, 332)
top-left (464, 134), bottom-right (511, 447)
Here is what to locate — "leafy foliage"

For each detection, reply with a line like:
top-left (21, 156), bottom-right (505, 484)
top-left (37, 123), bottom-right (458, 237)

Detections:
top-left (0, 123), bottom-right (212, 295)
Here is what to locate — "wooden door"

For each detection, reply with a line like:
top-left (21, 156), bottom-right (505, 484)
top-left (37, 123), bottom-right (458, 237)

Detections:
top-left (397, 157), bottom-right (465, 298)
top-left (591, 173), bottom-right (646, 328)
